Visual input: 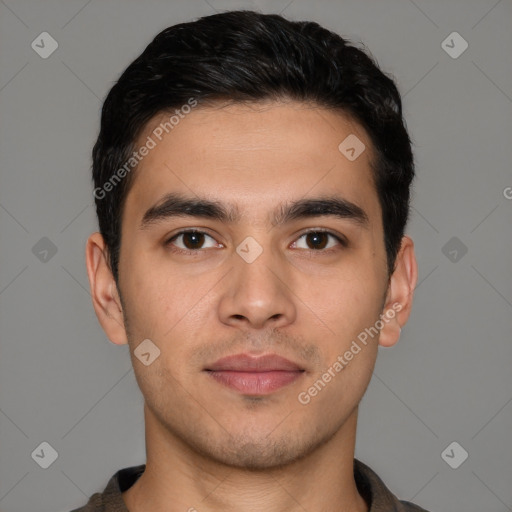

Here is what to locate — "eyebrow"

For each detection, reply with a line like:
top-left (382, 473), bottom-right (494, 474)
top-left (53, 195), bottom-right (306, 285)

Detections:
top-left (139, 192), bottom-right (369, 230)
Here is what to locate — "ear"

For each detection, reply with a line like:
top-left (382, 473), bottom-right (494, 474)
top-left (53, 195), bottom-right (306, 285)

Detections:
top-left (378, 235), bottom-right (418, 348)
top-left (85, 232), bottom-right (128, 345)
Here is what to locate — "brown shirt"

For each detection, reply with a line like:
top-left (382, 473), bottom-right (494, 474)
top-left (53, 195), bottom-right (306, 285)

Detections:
top-left (69, 458), bottom-right (430, 512)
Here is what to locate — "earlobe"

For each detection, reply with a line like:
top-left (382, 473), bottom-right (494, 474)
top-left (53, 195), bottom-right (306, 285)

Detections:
top-left (378, 235), bottom-right (418, 348)
top-left (85, 232), bottom-right (128, 345)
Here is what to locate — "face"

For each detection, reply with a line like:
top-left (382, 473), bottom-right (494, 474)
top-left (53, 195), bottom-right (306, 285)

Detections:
top-left (88, 100), bottom-right (413, 470)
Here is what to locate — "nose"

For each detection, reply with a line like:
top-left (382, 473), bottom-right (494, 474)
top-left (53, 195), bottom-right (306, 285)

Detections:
top-left (217, 244), bottom-right (297, 331)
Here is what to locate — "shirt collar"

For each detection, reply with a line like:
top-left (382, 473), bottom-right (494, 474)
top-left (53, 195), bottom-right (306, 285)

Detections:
top-left (93, 458), bottom-right (424, 512)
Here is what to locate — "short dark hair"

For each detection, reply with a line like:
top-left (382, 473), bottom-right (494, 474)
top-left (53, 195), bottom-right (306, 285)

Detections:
top-left (92, 10), bottom-right (415, 285)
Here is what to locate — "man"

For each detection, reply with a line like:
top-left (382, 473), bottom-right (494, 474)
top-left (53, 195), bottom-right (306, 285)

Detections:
top-left (77, 9), bottom-right (425, 512)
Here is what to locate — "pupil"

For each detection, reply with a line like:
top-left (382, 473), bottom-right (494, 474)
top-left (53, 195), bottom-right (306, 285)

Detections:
top-left (184, 232), bottom-right (203, 249)
top-left (308, 232), bottom-right (327, 249)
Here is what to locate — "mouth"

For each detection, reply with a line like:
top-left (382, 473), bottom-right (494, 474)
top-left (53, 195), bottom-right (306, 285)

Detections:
top-left (204, 353), bottom-right (305, 395)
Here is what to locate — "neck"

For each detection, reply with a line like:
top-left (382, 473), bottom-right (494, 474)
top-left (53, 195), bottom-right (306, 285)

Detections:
top-left (123, 405), bottom-right (368, 512)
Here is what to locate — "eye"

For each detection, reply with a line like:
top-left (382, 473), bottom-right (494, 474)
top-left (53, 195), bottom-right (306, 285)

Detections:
top-left (164, 229), bottom-right (346, 256)
top-left (292, 230), bottom-right (346, 252)
top-left (165, 230), bottom-right (220, 254)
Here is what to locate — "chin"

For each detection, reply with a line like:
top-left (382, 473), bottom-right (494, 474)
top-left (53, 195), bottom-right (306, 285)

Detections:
top-left (190, 429), bottom-right (324, 471)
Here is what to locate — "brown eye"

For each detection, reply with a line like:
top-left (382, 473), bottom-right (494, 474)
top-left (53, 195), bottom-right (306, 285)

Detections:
top-left (293, 230), bottom-right (345, 252)
top-left (181, 231), bottom-right (206, 249)
top-left (165, 231), bottom-right (218, 252)
top-left (305, 232), bottom-right (329, 250)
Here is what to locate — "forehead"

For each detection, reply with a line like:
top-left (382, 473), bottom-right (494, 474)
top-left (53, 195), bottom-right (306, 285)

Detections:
top-left (123, 100), bottom-right (380, 226)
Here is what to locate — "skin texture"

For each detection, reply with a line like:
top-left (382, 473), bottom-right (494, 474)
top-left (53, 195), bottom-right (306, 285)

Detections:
top-left (86, 100), bottom-right (418, 512)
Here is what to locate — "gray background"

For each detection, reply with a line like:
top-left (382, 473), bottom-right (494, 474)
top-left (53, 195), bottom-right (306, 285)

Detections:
top-left (0, 0), bottom-right (511, 511)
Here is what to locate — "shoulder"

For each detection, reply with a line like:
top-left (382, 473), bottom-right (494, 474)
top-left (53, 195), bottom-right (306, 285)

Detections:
top-left (354, 458), bottom-right (432, 512)
top-left (398, 499), bottom-right (432, 511)
top-left (67, 464), bottom-right (145, 512)
top-left (68, 492), bottom-right (103, 512)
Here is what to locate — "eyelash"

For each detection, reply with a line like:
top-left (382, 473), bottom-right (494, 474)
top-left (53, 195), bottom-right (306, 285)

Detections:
top-left (164, 228), bottom-right (347, 256)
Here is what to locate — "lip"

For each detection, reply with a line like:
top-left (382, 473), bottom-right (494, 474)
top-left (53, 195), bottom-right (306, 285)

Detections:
top-left (204, 354), bottom-right (305, 395)
top-left (205, 353), bottom-right (304, 372)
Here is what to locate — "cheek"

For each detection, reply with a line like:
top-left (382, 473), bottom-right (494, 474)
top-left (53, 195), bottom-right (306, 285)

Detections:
top-left (119, 251), bottom-right (173, 341)
top-left (122, 255), bottom-right (218, 350)
top-left (305, 267), bottom-right (383, 329)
